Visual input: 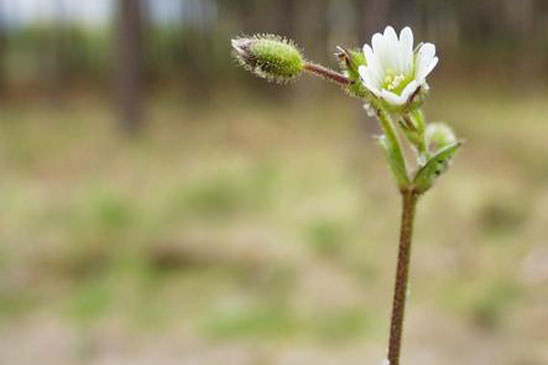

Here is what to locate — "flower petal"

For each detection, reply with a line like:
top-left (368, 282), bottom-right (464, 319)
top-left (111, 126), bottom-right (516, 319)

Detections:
top-left (381, 89), bottom-right (407, 106)
top-left (400, 79), bottom-right (419, 101)
top-left (363, 44), bottom-right (375, 64)
top-left (372, 30), bottom-right (393, 71)
top-left (400, 27), bottom-right (413, 54)
top-left (358, 65), bottom-right (367, 80)
top-left (362, 44), bottom-right (384, 84)
top-left (358, 65), bottom-right (381, 96)
top-left (416, 43), bottom-right (437, 82)
top-left (360, 26), bottom-right (438, 106)
top-left (371, 32), bottom-right (385, 56)
top-left (384, 26), bottom-right (398, 45)
top-left (399, 27), bottom-right (414, 73)
top-left (419, 42), bottom-right (436, 60)
top-left (384, 26), bottom-right (400, 70)
top-left (420, 56), bottom-right (438, 82)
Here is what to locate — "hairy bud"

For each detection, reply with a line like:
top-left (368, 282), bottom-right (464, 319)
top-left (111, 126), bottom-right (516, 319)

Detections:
top-left (425, 122), bottom-right (457, 152)
top-left (231, 34), bottom-right (304, 83)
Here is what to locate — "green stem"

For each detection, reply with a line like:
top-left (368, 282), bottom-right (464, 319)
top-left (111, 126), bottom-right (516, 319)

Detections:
top-left (410, 109), bottom-right (426, 132)
top-left (387, 189), bottom-right (419, 365)
top-left (374, 102), bottom-right (410, 187)
top-left (411, 109), bottom-right (429, 162)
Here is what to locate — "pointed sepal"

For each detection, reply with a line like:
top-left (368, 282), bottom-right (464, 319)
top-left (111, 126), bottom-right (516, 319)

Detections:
top-left (335, 46), bottom-right (370, 99)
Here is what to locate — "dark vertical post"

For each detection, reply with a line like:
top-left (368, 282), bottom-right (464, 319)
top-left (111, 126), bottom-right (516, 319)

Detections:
top-left (50, 0), bottom-right (67, 105)
top-left (116, 0), bottom-right (144, 134)
top-left (355, 0), bottom-right (391, 39)
top-left (0, 1), bottom-right (6, 96)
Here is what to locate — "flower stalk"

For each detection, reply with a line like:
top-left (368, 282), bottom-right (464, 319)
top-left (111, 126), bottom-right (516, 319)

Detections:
top-left (231, 25), bottom-right (461, 365)
top-left (373, 100), bottom-right (410, 188)
top-left (388, 189), bottom-right (418, 365)
top-left (302, 62), bottom-right (351, 86)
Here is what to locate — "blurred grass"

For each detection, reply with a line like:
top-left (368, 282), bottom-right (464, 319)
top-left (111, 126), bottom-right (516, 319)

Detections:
top-left (0, 86), bottom-right (548, 363)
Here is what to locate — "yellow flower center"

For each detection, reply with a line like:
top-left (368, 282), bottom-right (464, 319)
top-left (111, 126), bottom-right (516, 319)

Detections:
top-left (382, 68), bottom-right (409, 94)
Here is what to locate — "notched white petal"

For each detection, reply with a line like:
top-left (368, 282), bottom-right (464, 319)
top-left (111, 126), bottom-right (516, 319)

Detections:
top-left (384, 26), bottom-right (398, 44)
top-left (417, 55), bottom-right (438, 82)
top-left (372, 32), bottom-right (385, 54)
top-left (418, 43), bottom-right (436, 61)
top-left (399, 26), bottom-right (414, 73)
top-left (422, 56), bottom-right (439, 79)
top-left (362, 44), bottom-right (383, 84)
top-left (381, 89), bottom-right (407, 106)
top-left (400, 26), bottom-right (413, 52)
top-left (363, 44), bottom-right (374, 62)
top-left (415, 42), bottom-right (438, 82)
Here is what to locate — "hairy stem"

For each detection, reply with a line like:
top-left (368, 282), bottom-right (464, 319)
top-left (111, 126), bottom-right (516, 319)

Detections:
top-left (411, 109), bottom-right (429, 161)
top-left (387, 189), bottom-right (418, 365)
top-left (375, 103), bottom-right (410, 187)
top-left (303, 62), bottom-right (351, 86)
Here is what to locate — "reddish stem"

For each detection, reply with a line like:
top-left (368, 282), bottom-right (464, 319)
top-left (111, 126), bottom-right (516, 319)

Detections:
top-left (387, 189), bottom-right (418, 365)
top-left (303, 62), bottom-right (351, 86)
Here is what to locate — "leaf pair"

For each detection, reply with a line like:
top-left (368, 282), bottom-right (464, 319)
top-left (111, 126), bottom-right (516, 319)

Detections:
top-left (379, 138), bottom-right (461, 194)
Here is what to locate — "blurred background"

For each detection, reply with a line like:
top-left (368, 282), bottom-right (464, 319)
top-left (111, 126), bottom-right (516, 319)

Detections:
top-left (0, 1), bottom-right (547, 364)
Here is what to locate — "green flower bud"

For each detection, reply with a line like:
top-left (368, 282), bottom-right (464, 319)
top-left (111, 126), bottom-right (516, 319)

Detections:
top-left (231, 34), bottom-right (304, 83)
top-left (425, 122), bottom-right (457, 152)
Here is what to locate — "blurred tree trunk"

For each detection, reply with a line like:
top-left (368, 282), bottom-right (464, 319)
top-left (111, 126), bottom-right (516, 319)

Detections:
top-left (115, 0), bottom-right (144, 134)
top-left (0, 2), bottom-right (6, 97)
top-left (232, 0), bottom-right (258, 33)
top-left (278, 0), bottom-right (297, 37)
top-left (181, 0), bottom-right (212, 100)
top-left (50, 0), bottom-right (68, 105)
top-left (294, 0), bottom-right (329, 101)
top-left (355, 0), bottom-right (391, 40)
top-left (295, 0), bottom-right (328, 61)
top-left (514, 0), bottom-right (543, 89)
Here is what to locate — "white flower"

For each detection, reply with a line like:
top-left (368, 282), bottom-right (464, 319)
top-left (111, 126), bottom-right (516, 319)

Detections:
top-left (358, 26), bottom-right (438, 107)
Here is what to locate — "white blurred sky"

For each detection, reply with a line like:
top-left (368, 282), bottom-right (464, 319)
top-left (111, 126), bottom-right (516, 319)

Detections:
top-left (0, 0), bottom-right (217, 28)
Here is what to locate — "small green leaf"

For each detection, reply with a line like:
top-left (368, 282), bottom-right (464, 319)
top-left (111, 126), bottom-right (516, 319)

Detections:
top-left (413, 141), bottom-right (462, 194)
top-left (377, 135), bottom-right (410, 188)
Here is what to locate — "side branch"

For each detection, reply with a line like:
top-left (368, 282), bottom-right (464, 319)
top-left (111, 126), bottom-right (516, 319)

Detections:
top-left (303, 62), bottom-right (351, 86)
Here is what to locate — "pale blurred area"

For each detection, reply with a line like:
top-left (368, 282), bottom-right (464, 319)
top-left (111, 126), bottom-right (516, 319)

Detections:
top-left (1, 1), bottom-right (548, 364)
